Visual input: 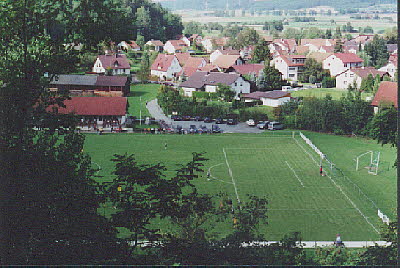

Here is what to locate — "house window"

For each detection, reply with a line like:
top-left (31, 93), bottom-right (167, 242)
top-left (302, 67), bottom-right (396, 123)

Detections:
top-left (344, 63), bottom-right (348, 67)
top-left (344, 81), bottom-right (347, 84)
top-left (345, 73), bottom-right (347, 77)
top-left (289, 74), bottom-right (295, 77)
top-left (350, 73), bottom-right (354, 77)
top-left (289, 67), bottom-right (296, 71)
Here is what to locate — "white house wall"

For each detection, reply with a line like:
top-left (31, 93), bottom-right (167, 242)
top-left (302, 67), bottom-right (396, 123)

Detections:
top-left (92, 58), bottom-right (105, 73)
top-left (230, 77), bottom-right (250, 96)
top-left (323, 55), bottom-right (363, 76)
top-left (260, 97), bottom-right (290, 107)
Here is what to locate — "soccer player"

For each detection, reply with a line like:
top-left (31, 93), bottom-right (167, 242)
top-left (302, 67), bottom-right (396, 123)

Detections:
top-left (207, 170), bottom-right (211, 181)
top-left (164, 142), bottom-right (167, 150)
top-left (319, 165), bottom-right (323, 176)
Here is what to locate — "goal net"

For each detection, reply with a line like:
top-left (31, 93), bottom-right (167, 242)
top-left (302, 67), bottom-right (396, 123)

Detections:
top-left (355, 151), bottom-right (380, 175)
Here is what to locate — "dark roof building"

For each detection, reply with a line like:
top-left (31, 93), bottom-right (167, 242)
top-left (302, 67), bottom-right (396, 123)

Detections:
top-left (242, 90), bottom-right (291, 100)
top-left (371, 81), bottom-right (398, 108)
top-left (179, 72), bottom-right (241, 89)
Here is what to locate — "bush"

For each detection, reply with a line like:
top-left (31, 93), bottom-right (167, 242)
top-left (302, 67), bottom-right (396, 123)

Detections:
top-left (238, 109), bottom-right (269, 122)
top-left (321, 77), bottom-right (336, 88)
top-left (309, 75), bottom-right (316, 84)
top-left (192, 91), bottom-right (218, 100)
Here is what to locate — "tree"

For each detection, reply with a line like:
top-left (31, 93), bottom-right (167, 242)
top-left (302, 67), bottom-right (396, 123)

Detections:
top-left (364, 35), bottom-right (389, 68)
top-left (334, 26), bottom-right (342, 39)
top-left (334, 38), bottom-right (343, 53)
top-left (184, 21), bottom-right (202, 36)
top-left (217, 83), bottom-right (236, 102)
top-left (368, 106), bottom-right (397, 147)
top-left (137, 51), bottom-right (151, 82)
top-left (257, 63), bottom-right (287, 91)
top-left (359, 74), bottom-right (374, 92)
top-left (0, 1), bottom-right (128, 263)
top-left (299, 58), bottom-right (329, 83)
top-left (230, 27), bottom-right (260, 49)
top-left (383, 27), bottom-right (397, 44)
top-left (251, 40), bottom-right (272, 63)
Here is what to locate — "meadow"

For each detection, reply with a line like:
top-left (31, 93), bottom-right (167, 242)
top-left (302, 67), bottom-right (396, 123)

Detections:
top-left (127, 83), bottom-right (160, 117)
top-left (291, 87), bottom-right (374, 100)
top-left (84, 131), bottom-right (396, 241)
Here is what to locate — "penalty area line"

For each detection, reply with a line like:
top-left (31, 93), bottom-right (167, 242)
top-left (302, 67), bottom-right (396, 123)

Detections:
top-left (285, 161), bottom-right (305, 187)
top-left (222, 148), bottom-right (241, 205)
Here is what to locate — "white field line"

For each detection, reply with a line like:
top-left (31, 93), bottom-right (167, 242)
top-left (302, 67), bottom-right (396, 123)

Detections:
top-left (222, 148), bottom-right (241, 204)
top-left (224, 148), bottom-right (270, 150)
top-left (285, 161), bottom-right (305, 187)
top-left (269, 208), bottom-right (360, 211)
top-left (292, 137), bottom-right (379, 234)
top-left (207, 163), bottom-right (233, 184)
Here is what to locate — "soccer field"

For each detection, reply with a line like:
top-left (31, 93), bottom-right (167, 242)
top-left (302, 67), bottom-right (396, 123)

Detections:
top-left (84, 132), bottom-right (396, 241)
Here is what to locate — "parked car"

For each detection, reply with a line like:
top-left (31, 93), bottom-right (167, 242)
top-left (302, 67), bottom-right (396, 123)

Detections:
top-left (182, 115), bottom-right (191, 121)
top-left (172, 115), bottom-right (182, 121)
top-left (194, 116), bottom-right (203, 121)
top-left (215, 118), bottom-right (225, 124)
top-left (226, 118), bottom-right (238, 125)
top-left (203, 117), bottom-right (213, 123)
top-left (199, 125), bottom-right (208, 133)
top-left (189, 125), bottom-right (197, 133)
top-left (268, 121), bottom-right (284, 130)
top-left (257, 121), bottom-right (270, 129)
top-left (212, 125), bottom-right (222, 133)
top-left (246, 119), bottom-right (256, 126)
top-left (175, 125), bottom-right (183, 134)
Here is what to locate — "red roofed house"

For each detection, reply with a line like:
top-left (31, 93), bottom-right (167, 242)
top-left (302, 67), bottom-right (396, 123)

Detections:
top-left (371, 81), bottom-right (398, 113)
top-left (177, 57), bottom-right (207, 79)
top-left (335, 67), bottom-right (389, 89)
top-left (227, 64), bottom-right (264, 77)
top-left (164, 40), bottom-right (188, 54)
top-left (47, 97), bottom-right (128, 128)
top-left (210, 49), bottom-right (240, 64)
top-left (201, 37), bottom-right (230, 53)
top-left (272, 55), bottom-right (306, 81)
top-left (117, 40), bottom-right (141, 51)
top-left (323, 53), bottom-right (364, 76)
top-left (145, 40), bottom-right (164, 52)
top-left (92, 53), bottom-right (131, 75)
top-left (214, 55), bottom-right (244, 71)
top-left (150, 54), bottom-right (182, 80)
top-left (269, 39), bottom-right (297, 55)
top-left (175, 52), bottom-right (191, 67)
top-left (379, 53), bottom-right (397, 79)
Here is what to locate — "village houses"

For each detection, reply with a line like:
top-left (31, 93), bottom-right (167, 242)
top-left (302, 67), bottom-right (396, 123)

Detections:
top-left (371, 81), bottom-right (398, 114)
top-left (335, 67), bottom-right (388, 89)
top-left (271, 55), bottom-right (306, 81)
top-left (164, 40), bottom-right (189, 54)
top-left (92, 53), bottom-right (131, 75)
top-left (150, 54), bottom-right (182, 80)
top-left (322, 53), bottom-right (364, 76)
top-left (117, 40), bottom-right (141, 52)
top-left (179, 71), bottom-right (250, 97)
top-left (210, 49), bottom-right (240, 64)
top-left (145, 40), bottom-right (164, 52)
top-left (379, 53), bottom-right (397, 79)
top-left (213, 54), bottom-right (244, 71)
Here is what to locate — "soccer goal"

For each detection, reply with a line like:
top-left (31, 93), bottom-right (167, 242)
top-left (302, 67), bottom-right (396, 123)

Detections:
top-left (355, 151), bottom-right (380, 175)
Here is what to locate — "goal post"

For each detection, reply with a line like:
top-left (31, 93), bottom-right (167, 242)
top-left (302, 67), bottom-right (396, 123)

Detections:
top-left (355, 151), bottom-right (380, 175)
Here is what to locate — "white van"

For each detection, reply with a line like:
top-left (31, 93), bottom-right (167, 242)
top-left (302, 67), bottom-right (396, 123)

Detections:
top-left (268, 121), bottom-right (284, 130)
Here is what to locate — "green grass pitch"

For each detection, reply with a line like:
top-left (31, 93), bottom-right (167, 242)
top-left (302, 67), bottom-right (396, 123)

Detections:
top-left (84, 132), bottom-right (396, 241)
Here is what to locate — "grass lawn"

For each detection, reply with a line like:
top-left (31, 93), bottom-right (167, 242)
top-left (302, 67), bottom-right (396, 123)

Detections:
top-left (84, 131), bottom-right (396, 241)
top-left (127, 83), bottom-right (160, 117)
top-left (291, 88), bottom-right (374, 100)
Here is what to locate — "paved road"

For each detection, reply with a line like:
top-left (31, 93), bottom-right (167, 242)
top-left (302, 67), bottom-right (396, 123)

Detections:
top-left (146, 99), bottom-right (263, 134)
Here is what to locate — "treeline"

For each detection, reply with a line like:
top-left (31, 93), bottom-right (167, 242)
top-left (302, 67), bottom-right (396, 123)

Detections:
top-left (277, 92), bottom-right (396, 142)
top-left (34, 0), bottom-right (183, 52)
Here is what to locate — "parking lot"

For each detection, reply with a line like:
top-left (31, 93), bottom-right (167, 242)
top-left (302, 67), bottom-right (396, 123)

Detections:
top-left (166, 120), bottom-right (264, 134)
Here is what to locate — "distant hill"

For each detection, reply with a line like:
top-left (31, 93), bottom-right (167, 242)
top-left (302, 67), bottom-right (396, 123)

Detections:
top-left (157, 0), bottom-right (396, 11)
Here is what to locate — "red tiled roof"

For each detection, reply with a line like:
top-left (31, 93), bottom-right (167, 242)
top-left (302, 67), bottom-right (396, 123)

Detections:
top-left (198, 64), bottom-right (218, 72)
top-left (320, 46), bottom-right (334, 53)
top-left (371, 81), bottom-right (398, 107)
top-left (147, 40), bottom-right (164, 46)
top-left (336, 67), bottom-right (388, 78)
top-left (278, 55), bottom-right (305, 67)
top-left (220, 49), bottom-right (240, 55)
top-left (333, 53), bottom-right (364, 63)
top-left (232, 64), bottom-right (264, 75)
top-left (175, 52), bottom-right (191, 66)
top-left (47, 97), bottom-right (127, 116)
top-left (185, 57), bottom-right (206, 68)
top-left (151, 54), bottom-right (176, 72)
top-left (98, 54), bottom-right (130, 69)
top-left (127, 40), bottom-right (140, 49)
top-left (167, 40), bottom-right (188, 49)
top-left (214, 55), bottom-right (241, 69)
top-left (179, 71), bottom-right (240, 89)
top-left (300, 39), bottom-right (336, 47)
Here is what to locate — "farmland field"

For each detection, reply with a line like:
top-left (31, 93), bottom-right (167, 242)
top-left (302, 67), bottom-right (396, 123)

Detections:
top-left (84, 132), bottom-right (396, 241)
